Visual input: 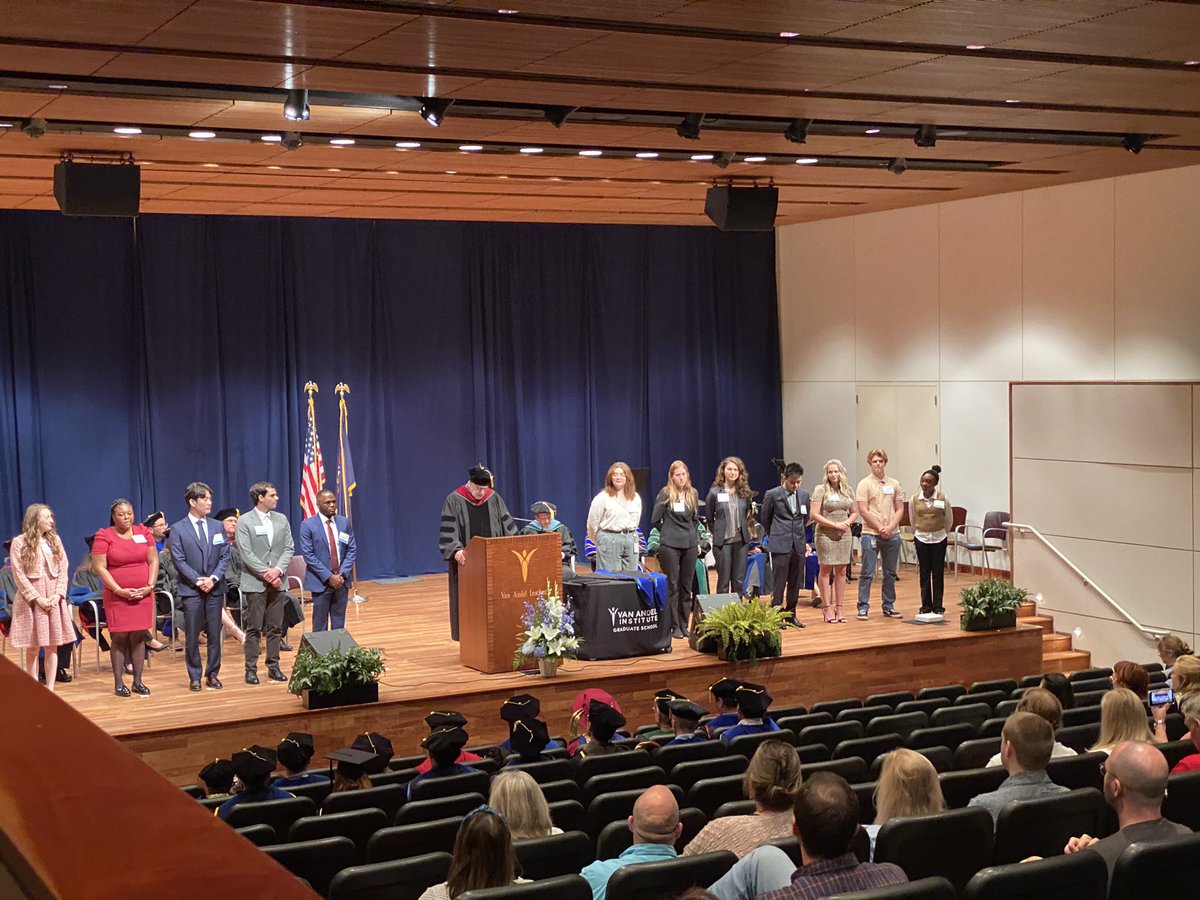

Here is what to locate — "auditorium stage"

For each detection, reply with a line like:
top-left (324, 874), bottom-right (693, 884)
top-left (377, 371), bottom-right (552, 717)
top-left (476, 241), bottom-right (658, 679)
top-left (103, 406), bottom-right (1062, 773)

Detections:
top-left (8, 568), bottom-right (1042, 786)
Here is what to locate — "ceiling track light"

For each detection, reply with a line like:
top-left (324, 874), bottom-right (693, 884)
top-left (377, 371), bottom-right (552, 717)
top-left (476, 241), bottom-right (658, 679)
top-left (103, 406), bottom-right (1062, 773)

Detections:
top-left (914, 124), bottom-right (938, 147)
top-left (784, 118), bottom-right (812, 144)
top-left (544, 105), bottom-right (577, 128)
top-left (419, 98), bottom-right (454, 127)
top-left (283, 88), bottom-right (310, 122)
top-left (676, 113), bottom-right (703, 140)
top-left (281, 131), bottom-right (303, 151)
top-left (1121, 134), bottom-right (1146, 154)
top-left (20, 117), bottom-right (46, 138)
top-left (888, 157), bottom-right (908, 175)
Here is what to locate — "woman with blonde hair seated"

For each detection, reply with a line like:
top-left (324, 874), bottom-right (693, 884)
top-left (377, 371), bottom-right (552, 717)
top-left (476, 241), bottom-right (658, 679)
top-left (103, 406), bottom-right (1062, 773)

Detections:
top-left (683, 739), bottom-right (801, 859)
top-left (1152, 653), bottom-right (1200, 742)
top-left (864, 749), bottom-right (945, 858)
top-left (1091, 687), bottom-right (1156, 754)
top-left (488, 769), bottom-right (562, 841)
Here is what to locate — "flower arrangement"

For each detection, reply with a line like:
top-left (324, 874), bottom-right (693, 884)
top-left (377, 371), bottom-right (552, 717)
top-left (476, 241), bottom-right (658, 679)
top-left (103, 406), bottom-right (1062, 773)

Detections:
top-left (513, 582), bottom-right (581, 670)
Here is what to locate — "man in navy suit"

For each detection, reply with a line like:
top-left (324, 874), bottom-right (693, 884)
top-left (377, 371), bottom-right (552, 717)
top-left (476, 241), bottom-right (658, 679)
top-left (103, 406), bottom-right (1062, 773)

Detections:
top-left (759, 462), bottom-right (810, 626)
top-left (299, 489), bottom-right (357, 631)
top-left (170, 481), bottom-right (231, 691)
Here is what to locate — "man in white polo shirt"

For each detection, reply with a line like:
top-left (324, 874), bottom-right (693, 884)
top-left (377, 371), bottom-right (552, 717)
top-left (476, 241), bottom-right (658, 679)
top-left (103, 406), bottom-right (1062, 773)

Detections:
top-left (855, 449), bottom-right (904, 620)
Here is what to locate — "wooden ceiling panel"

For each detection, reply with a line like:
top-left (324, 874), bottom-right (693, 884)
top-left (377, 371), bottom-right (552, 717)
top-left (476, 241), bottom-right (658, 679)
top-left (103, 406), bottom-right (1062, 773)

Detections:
top-left (141, 198), bottom-right (261, 214)
top-left (0, 154), bottom-right (55, 177)
top-left (192, 99), bottom-right (387, 130)
top-left (828, 57), bottom-right (1073, 95)
top-left (227, 203), bottom-right (350, 216)
top-left (0, 178), bottom-right (51, 195)
top-left (284, 66), bottom-right (482, 98)
top-left (439, 78), bottom-right (628, 106)
top-left (93, 53), bottom-right (300, 89)
top-left (0, 1), bottom-right (190, 44)
top-left (686, 45), bottom-right (936, 91)
top-left (35, 94), bottom-right (236, 126)
top-left (592, 88), bottom-right (909, 121)
top-left (648, 0), bottom-right (923, 35)
top-left (150, 184), bottom-right (300, 203)
top-left (441, 1), bottom-right (692, 20)
top-left (0, 46), bottom-right (119, 77)
top-left (0, 90), bottom-right (62, 118)
top-left (967, 68), bottom-right (1200, 111)
top-left (996, 2), bottom-right (1200, 57)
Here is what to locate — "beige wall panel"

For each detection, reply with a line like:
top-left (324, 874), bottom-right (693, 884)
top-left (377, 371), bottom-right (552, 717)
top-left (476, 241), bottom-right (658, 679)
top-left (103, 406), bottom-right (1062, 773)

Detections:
top-left (853, 206), bottom-right (940, 382)
top-left (1115, 167), bottom-right (1200, 379)
top-left (1044, 611), bottom-right (1172, 674)
top-left (1011, 383), bottom-right (1192, 468)
top-left (938, 193), bottom-right (1023, 382)
top-left (1012, 458), bottom-right (1192, 550)
top-left (1195, 468), bottom-right (1200, 552)
top-left (781, 381), bottom-right (858, 486)
top-left (777, 219), bottom-right (856, 383)
top-left (1021, 180), bottom-right (1115, 380)
top-left (940, 381), bottom-right (1010, 522)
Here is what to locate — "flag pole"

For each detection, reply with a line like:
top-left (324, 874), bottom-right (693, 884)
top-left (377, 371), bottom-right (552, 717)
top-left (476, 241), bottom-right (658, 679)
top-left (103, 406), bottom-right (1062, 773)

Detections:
top-left (336, 381), bottom-right (367, 606)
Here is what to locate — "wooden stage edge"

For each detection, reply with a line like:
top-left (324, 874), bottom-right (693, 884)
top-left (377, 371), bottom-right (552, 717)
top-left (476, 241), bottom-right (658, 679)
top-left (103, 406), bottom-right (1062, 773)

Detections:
top-left (30, 571), bottom-right (1041, 785)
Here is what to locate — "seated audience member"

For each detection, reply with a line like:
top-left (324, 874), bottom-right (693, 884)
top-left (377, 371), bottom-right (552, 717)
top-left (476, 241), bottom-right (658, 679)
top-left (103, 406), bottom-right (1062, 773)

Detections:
top-left (506, 717), bottom-right (552, 766)
top-left (489, 769), bottom-right (562, 840)
top-left (498, 696), bottom-right (561, 754)
top-left (520, 501), bottom-right (577, 571)
top-left (1157, 634), bottom-right (1192, 678)
top-left (709, 773), bottom-right (907, 900)
top-left (986, 688), bottom-right (1076, 766)
top-left (864, 749), bottom-right (945, 858)
top-left (568, 688), bottom-right (626, 755)
top-left (217, 746), bottom-right (289, 819)
top-left (1062, 741), bottom-right (1190, 883)
top-left (685, 740), bottom-right (801, 858)
top-left (1040, 672), bottom-right (1075, 711)
top-left (664, 699), bottom-right (709, 745)
top-left (1110, 660), bottom-right (1150, 700)
top-left (968, 711), bottom-right (1068, 824)
top-left (328, 748), bottom-right (373, 794)
top-left (1169, 692), bottom-right (1200, 773)
top-left (1152, 653), bottom-right (1200, 742)
top-left (418, 711), bottom-right (483, 772)
top-left (642, 688), bottom-right (686, 742)
top-left (572, 699), bottom-right (630, 762)
top-left (418, 805), bottom-right (529, 900)
top-left (351, 731), bottom-right (394, 776)
top-left (582, 785), bottom-right (683, 900)
top-left (273, 731), bottom-right (329, 788)
top-left (0, 540), bottom-right (13, 634)
top-left (705, 677), bottom-right (742, 737)
top-left (1090, 687), bottom-right (1155, 755)
top-left (409, 726), bottom-right (474, 799)
top-left (720, 682), bottom-right (780, 742)
top-left (199, 758), bottom-right (235, 800)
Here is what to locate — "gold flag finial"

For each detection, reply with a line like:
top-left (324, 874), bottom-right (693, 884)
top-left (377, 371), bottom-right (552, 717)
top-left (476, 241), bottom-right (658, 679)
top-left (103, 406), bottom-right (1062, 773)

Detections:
top-left (304, 380), bottom-right (319, 395)
top-left (335, 382), bottom-right (349, 396)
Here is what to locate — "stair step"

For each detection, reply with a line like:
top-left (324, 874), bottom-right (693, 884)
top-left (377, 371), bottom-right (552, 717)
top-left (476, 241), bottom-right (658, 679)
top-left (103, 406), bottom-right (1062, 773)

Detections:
top-left (1042, 633), bottom-right (1074, 653)
top-left (1017, 601), bottom-right (1038, 618)
top-left (1042, 650), bottom-right (1092, 674)
top-left (1024, 614), bottom-right (1055, 635)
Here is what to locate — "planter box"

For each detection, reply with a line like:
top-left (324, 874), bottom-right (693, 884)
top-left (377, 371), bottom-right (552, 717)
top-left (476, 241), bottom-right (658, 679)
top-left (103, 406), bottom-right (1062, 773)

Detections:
top-left (302, 682), bottom-right (380, 710)
top-left (717, 637), bottom-right (782, 662)
top-left (961, 609), bottom-right (1018, 632)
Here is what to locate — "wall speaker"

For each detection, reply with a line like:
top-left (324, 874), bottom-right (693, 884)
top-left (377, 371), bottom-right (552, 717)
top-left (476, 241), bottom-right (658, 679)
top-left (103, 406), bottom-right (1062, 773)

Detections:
top-left (299, 628), bottom-right (359, 657)
top-left (704, 185), bottom-right (777, 231)
top-left (53, 161), bottom-right (141, 217)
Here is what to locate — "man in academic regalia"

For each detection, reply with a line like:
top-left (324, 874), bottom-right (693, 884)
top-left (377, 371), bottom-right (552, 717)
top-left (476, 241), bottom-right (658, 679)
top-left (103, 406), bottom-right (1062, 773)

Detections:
top-left (439, 463), bottom-right (517, 641)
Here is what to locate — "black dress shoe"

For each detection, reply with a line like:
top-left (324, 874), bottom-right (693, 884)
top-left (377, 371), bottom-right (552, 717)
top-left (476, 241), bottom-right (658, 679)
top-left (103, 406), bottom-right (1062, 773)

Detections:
top-left (114, 684), bottom-right (131, 697)
top-left (189, 680), bottom-right (202, 692)
top-left (267, 667), bottom-right (288, 683)
top-left (57, 668), bottom-right (73, 683)
top-left (279, 641), bottom-right (293, 652)
top-left (245, 671), bottom-right (260, 685)
top-left (206, 675), bottom-right (223, 690)
top-left (132, 682), bottom-right (151, 696)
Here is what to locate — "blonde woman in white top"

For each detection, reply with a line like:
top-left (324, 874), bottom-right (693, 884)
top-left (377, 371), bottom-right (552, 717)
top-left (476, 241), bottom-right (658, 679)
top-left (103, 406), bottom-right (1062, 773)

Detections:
top-left (586, 461), bottom-right (642, 573)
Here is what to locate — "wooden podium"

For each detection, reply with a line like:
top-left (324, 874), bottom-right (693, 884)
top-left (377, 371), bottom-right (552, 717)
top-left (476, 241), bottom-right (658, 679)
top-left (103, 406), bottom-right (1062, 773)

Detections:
top-left (459, 533), bottom-right (564, 673)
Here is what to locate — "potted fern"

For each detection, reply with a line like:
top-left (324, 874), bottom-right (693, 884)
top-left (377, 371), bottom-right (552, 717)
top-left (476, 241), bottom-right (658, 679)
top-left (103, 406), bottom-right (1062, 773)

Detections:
top-left (695, 598), bottom-right (788, 663)
top-left (288, 645), bottom-right (385, 709)
top-left (959, 578), bottom-right (1028, 632)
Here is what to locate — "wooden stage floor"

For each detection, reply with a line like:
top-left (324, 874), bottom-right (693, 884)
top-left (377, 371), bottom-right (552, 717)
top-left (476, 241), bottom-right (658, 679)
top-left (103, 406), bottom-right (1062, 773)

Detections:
top-left (4, 566), bottom-right (1042, 785)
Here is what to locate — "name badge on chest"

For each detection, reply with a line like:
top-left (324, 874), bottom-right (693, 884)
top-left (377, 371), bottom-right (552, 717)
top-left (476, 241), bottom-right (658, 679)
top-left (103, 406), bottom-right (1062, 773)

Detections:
top-left (132, 534), bottom-right (147, 544)
top-left (254, 525), bottom-right (269, 536)
top-left (338, 531), bottom-right (350, 544)
top-left (672, 501), bottom-right (685, 513)
top-left (882, 485), bottom-right (895, 495)
top-left (933, 499), bottom-right (945, 509)
top-left (717, 492), bottom-right (729, 503)
top-left (212, 533), bottom-right (225, 545)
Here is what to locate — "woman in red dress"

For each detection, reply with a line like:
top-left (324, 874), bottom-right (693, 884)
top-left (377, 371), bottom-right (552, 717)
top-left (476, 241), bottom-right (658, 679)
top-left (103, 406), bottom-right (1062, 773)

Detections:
top-left (10, 503), bottom-right (72, 691)
top-left (93, 498), bottom-right (159, 697)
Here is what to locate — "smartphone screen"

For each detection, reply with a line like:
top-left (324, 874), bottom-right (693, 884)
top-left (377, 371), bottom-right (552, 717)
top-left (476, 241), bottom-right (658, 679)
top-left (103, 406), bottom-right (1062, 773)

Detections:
top-left (1149, 687), bottom-right (1174, 706)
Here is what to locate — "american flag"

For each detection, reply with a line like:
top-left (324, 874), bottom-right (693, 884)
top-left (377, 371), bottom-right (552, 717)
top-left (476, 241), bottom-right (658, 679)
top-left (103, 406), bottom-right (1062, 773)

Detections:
top-left (300, 391), bottom-right (325, 518)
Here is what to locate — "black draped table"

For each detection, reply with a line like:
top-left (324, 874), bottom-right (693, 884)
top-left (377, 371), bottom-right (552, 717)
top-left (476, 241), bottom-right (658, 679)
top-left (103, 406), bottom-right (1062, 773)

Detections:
top-left (563, 573), bottom-right (672, 660)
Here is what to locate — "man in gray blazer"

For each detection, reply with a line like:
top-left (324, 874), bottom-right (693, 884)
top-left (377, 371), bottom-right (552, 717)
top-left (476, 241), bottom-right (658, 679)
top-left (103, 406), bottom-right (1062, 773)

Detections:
top-left (235, 481), bottom-right (294, 685)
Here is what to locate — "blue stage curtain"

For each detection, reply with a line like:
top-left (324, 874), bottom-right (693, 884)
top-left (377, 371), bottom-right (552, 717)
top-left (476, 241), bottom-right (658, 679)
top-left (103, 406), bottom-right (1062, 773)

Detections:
top-left (0, 211), bottom-right (780, 579)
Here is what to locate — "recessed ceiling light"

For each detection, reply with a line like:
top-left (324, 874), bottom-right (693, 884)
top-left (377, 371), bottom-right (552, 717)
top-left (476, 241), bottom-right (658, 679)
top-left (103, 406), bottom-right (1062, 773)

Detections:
top-left (202, 163), bottom-right (219, 168)
top-left (48, 83), bottom-right (68, 90)
top-left (635, 151), bottom-right (659, 159)
top-left (865, 128), bottom-right (881, 135)
top-left (691, 153), bottom-right (714, 161)
top-left (0, 123), bottom-right (12, 128)
top-left (795, 157), bottom-right (819, 165)
top-left (395, 141), bottom-right (421, 149)
top-left (327, 168), bottom-right (341, 172)
top-left (261, 134), bottom-right (283, 142)
top-left (459, 144), bottom-right (483, 151)
top-left (743, 155), bottom-right (767, 163)
top-left (330, 138), bottom-right (355, 145)
top-left (387, 170), bottom-right (399, 174)
top-left (780, 31), bottom-right (799, 38)
top-left (579, 149), bottom-right (603, 157)
top-left (519, 147), bottom-right (544, 154)
top-left (267, 165), bottom-right (281, 169)
top-left (141, 161), bottom-right (153, 165)
top-left (498, 8), bottom-right (518, 13)
top-left (445, 170), bottom-right (457, 174)
top-left (965, 44), bottom-right (986, 50)
top-left (189, 130), bottom-right (216, 139)
top-left (1186, 60), bottom-right (1200, 66)
top-left (113, 126), bottom-right (142, 135)
top-left (1005, 99), bottom-right (1020, 103)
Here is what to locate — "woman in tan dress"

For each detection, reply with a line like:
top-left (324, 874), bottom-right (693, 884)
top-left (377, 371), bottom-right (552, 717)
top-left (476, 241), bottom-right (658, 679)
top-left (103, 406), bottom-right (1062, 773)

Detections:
top-left (810, 459), bottom-right (857, 623)
top-left (9, 503), bottom-right (72, 691)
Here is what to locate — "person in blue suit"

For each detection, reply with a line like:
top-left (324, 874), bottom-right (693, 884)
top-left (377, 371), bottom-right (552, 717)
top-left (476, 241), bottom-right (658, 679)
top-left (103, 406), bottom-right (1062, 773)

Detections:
top-left (720, 683), bottom-right (781, 742)
top-left (170, 481), bottom-right (231, 692)
top-left (664, 700), bottom-right (709, 745)
top-left (299, 489), bottom-right (357, 632)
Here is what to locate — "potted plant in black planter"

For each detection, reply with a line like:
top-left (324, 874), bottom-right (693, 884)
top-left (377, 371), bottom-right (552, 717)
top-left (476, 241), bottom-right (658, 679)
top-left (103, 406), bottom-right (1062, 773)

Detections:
top-left (695, 598), bottom-right (788, 662)
top-left (288, 644), bottom-right (385, 709)
top-left (959, 578), bottom-right (1028, 632)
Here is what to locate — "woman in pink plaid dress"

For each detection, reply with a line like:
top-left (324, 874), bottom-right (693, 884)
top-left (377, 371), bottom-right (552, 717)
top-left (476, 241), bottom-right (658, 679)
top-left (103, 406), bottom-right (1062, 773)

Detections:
top-left (10, 503), bottom-right (71, 691)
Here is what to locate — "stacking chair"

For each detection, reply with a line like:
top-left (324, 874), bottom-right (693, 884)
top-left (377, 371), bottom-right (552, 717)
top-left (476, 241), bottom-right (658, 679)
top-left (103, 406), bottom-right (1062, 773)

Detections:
top-left (964, 852), bottom-right (1107, 900)
top-left (458, 874), bottom-right (593, 899)
top-left (952, 511), bottom-right (985, 577)
top-left (224, 795), bottom-right (316, 840)
top-left (1108, 831), bottom-right (1200, 900)
top-left (367, 818), bottom-right (462, 863)
top-left (289, 808), bottom-right (388, 863)
top-left (513, 830), bottom-right (593, 880)
top-left (981, 512), bottom-right (1011, 575)
top-left (992, 788), bottom-right (1108, 864)
top-left (263, 836), bottom-right (357, 896)
top-left (604, 850), bottom-right (737, 900)
top-left (874, 807), bottom-right (995, 895)
top-left (328, 852), bottom-right (452, 900)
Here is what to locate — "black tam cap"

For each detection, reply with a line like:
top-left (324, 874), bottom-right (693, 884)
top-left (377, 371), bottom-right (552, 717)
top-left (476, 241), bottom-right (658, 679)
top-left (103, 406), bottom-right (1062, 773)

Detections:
top-left (214, 507), bottom-right (239, 521)
top-left (510, 718), bottom-right (550, 759)
top-left (326, 747), bottom-right (376, 781)
top-left (501, 694), bottom-right (541, 723)
top-left (735, 682), bottom-right (772, 718)
top-left (425, 710), bottom-right (468, 730)
top-left (529, 501), bottom-right (554, 516)
top-left (232, 745), bottom-right (277, 782)
top-left (468, 464), bottom-right (493, 486)
top-left (709, 678), bottom-right (742, 702)
top-left (199, 758), bottom-right (234, 793)
top-left (143, 511), bottom-right (165, 528)
top-left (350, 732), bottom-right (394, 775)
top-left (654, 689), bottom-right (686, 717)
top-left (588, 699), bottom-right (626, 742)
top-left (422, 726), bottom-right (470, 755)
top-left (669, 700), bottom-right (707, 724)
top-left (277, 732), bottom-right (315, 771)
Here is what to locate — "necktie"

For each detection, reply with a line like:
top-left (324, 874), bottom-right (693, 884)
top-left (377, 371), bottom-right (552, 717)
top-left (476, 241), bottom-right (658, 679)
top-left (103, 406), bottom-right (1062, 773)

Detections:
top-left (195, 518), bottom-right (205, 545)
top-left (326, 518), bottom-right (339, 571)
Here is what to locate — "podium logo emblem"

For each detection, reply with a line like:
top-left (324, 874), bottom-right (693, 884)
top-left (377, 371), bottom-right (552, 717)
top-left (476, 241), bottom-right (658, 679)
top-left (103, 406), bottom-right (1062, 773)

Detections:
top-left (511, 548), bottom-right (538, 582)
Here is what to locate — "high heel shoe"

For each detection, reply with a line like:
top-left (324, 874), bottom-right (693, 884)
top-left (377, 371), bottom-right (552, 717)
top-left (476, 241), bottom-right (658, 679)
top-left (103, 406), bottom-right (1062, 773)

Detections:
top-left (147, 641), bottom-right (168, 653)
top-left (114, 684), bottom-right (131, 697)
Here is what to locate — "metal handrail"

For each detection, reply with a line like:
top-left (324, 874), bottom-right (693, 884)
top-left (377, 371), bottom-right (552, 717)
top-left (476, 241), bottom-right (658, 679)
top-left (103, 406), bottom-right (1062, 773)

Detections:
top-left (1005, 522), bottom-right (1160, 641)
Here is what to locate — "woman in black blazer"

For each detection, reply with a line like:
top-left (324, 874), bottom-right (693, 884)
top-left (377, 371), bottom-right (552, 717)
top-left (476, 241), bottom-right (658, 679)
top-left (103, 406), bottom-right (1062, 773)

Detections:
top-left (651, 460), bottom-right (702, 640)
top-left (705, 456), bottom-right (754, 597)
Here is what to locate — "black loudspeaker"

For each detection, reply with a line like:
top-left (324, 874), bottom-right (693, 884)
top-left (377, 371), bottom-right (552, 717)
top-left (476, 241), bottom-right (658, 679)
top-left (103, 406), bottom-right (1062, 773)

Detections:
top-left (688, 593), bottom-right (741, 653)
top-left (299, 628), bottom-right (359, 657)
top-left (704, 185), bottom-right (778, 231)
top-left (53, 161), bottom-right (141, 217)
